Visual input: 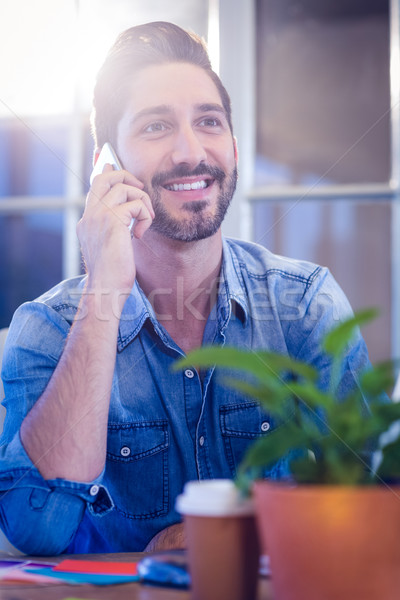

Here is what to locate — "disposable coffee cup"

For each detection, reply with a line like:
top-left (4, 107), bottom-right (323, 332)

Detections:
top-left (176, 479), bottom-right (260, 600)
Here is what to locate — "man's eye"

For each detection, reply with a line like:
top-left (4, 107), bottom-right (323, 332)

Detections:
top-left (199, 117), bottom-right (221, 127)
top-left (144, 122), bottom-right (167, 133)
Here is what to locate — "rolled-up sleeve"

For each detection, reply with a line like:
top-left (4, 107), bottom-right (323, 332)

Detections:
top-left (0, 432), bottom-right (113, 555)
top-left (0, 290), bottom-right (113, 555)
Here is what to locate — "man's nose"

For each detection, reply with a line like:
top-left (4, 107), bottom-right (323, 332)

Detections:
top-left (170, 126), bottom-right (207, 167)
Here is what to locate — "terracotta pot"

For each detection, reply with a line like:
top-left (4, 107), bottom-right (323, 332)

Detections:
top-left (254, 481), bottom-right (400, 600)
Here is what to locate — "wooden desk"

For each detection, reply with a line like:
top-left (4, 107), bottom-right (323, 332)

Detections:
top-left (0, 553), bottom-right (272, 600)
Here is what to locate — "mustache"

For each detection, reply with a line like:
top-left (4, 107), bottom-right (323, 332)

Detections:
top-left (151, 163), bottom-right (226, 188)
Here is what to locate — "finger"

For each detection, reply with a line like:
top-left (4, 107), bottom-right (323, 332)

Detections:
top-left (83, 181), bottom-right (154, 237)
top-left (103, 167), bottom-right (145, 190)
top-left (88, 174), bottom-right (155, 220)
top-left (129, 202), bottom-right (154, 239)
top-left (114, 199), bottom-right (153, 239)
top-left (135, 192), bottom-right (155, 219)
top-left (88, 167), bottom-right (145, 204)
top-left (103, 183), bottom-right (154, 217)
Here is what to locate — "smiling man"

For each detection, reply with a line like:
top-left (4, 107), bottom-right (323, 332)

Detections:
top-left (115, 62), bottom-right (238, 243)
top-left (0, 22), bottom-right (372, 555)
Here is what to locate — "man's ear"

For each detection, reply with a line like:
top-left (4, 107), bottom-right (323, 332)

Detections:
top-left (93, 148), bottom-right (101, 167)
top-left (233, 136), bottom-right (239, 166)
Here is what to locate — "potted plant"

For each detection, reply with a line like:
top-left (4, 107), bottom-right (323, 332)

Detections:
top-left (175, 309), bottom-right (400, 600)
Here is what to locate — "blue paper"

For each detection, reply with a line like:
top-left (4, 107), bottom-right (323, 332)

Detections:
top-left (24, 568), bottom-right (139, 586)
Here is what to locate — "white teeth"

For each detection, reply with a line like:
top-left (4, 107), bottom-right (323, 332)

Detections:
top-left (166, 180), bottom-right (208, 191)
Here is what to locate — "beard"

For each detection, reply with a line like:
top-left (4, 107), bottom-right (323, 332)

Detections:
top-left (144, 163), bottom-right (238, 242)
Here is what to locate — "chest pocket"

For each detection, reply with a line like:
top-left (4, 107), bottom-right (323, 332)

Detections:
top-left (106, 420), bottom-right (169, 520)
top-left (220, 402), bottom-right (276, 476)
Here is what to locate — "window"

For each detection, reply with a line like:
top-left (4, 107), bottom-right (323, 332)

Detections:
top-left (0, 0), bottom-right (208, 329)
top-left (219, 0), bottom-right (397, 363)
top-left (255, 0), bottom-right (390, 186)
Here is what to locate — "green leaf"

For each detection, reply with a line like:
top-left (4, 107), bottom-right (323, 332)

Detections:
top-left (222, 377), bottom-right (293, 416)
top-left (375, 437), bottom-right (400, 480)
top-left (173, 345), bottom-right (317, 385)
top-left (239, 420), bottom-right (309, 472)
top-left (323, 308), bottom-right (378, 357)
top-left (173, 346), bottom-right (267, 379)
top-left (286, 381), bottom-right (336, 412)
top-left (325, 457), bottom-right (366, 485)
top-left (370, 402), bottom-right (400, 428)
top-left (360, 361), bottom-right (395, 398)
top-left (235, 467), bottom-right (262, 496)
top-left (289, 456), bottom-right (320, 483)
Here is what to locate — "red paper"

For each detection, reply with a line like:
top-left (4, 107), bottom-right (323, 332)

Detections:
top-left (54, 559), bottom-right (138, 576)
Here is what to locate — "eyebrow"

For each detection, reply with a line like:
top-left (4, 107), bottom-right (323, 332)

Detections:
top-left (130, 102), bottom-right (227, 125)
top-left (196, 103), bottom-right (226, 115)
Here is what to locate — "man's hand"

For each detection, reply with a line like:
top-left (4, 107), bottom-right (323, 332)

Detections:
top-left (78, 164), bottom-right (154, 312)
top-left (144, 523), bottom-right (186, 552)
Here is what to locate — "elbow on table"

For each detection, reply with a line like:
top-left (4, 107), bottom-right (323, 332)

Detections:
top-left (0, 487), bottom-right (85, 555)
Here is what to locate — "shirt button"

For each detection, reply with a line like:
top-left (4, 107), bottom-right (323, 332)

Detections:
top-left (89, 484), bottom-right (99, 496)
top-left (199, 435), bottom-right (205, 446)
top-left (261, 421), bottom-right (270, 432)
top-left (185, 369), bottom-right (195, 379)
top-left (121, 446), bottom-right (131, 457)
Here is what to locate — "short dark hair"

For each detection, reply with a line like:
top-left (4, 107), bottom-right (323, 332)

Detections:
top-left (91, 21), bottom-right (233, 149)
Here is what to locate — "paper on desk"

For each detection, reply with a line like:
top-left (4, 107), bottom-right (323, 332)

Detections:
top-left (0, 559), bottom-right (56, 571)
top-left (54, 558), bottom-right (138, 576)
top-left (0, 559), bottom-right (59, 584)
top-left (0, 559), bottom-right (25, 571)
top-left (0, 557), bottom-right (139, 586)
top-left (0, 568), bottom-right (64, 585)
top-left (24, 568), bottom-right (139, 585)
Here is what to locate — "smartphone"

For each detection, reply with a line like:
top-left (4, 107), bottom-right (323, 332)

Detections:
top-left (89, 143), bottom-right (134, 233)
top-left (90, 142), bottom-right (122, 184)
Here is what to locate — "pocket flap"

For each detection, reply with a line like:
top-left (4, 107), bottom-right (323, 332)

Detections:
top-left (220, 402), bottom-right (274, 438)
top-left (107, 420), bottom-right (169, 461)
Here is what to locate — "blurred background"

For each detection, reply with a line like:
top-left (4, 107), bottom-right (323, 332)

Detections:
top-left (0, 0), bottom-right (397, 363)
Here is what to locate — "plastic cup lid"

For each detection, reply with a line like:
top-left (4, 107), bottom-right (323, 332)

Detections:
top-left (175, 479), bottom-right (254, 517)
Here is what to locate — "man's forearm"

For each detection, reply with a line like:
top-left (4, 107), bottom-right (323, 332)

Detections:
top-left (20, 289), bottom-right (120, 482)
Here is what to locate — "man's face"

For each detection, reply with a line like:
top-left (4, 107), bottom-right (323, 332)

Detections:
top-left (116, 62), bottom-right (238, 242)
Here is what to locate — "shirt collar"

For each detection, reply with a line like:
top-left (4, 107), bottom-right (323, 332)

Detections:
top-left (117, 282), bottom-right (158, 352)
top-left (117, 237), bottom-right (248, 351)
top-left (219, 237), bottom-right (249, 325)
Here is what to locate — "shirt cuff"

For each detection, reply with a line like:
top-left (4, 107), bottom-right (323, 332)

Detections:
top-left (0, 432), bottom-right (114, 516)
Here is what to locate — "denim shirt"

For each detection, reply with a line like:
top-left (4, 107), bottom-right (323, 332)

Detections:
top-left (0, 238), bottom-right (370, 555)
